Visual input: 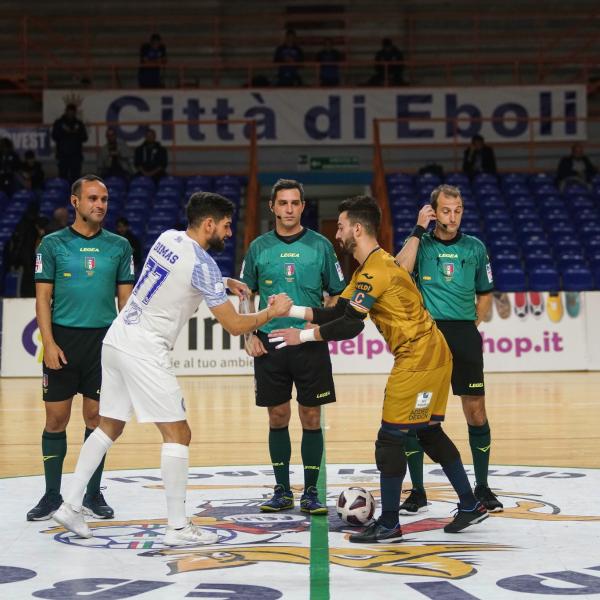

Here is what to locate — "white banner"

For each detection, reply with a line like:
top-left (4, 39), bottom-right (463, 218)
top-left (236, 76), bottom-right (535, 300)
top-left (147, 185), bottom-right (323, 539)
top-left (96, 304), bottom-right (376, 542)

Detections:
top-left (43, 85), bottom-right (587, 147)
top-left (2, 292), bottom-right (597, 377)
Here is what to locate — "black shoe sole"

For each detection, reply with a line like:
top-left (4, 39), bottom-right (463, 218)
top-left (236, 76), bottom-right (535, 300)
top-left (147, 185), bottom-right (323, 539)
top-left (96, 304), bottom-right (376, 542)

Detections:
top-left (399, 505), bottom-right (428, 516)
top-left (444, 512), bottom-right (489, 533)
top-left (26, 511), bottom-right (57, 522)
top-left (349, 535), bottom-right (403, 544)
top-left (82, 507), bottom-right (114, 519)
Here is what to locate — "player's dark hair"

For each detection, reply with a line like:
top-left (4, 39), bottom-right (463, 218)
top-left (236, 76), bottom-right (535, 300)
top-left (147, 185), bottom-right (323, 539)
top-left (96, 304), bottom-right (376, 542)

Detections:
top-left (430, 184), bottom-right (463, 210)
top-left (71, 174), bottom-right (106, 198)
top-left (338, 195), bottom-right (381, 236)
top-left (270, 178), bottom-right (304, 203)
top-left (186, 191), bottom-right (234, 227)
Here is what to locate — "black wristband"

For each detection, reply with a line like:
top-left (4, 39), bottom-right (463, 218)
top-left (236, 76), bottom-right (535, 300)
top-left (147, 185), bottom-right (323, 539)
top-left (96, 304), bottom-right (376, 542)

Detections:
top-left (410, 225), bottom-right (427, 239)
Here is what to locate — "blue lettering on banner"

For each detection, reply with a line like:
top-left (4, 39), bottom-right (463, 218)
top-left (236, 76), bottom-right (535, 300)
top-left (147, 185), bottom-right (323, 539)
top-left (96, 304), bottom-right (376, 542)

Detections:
top-left (445, 95), bottom-right (482, 138)
top-left (161, 96), bottom-right (174, 140)
top-left (43, 86), bottom-right (586, 146)
top-left (492, 102), bottom-right (529, 137)
top-left (106, 96), bottom-right (150, 142)
top-left (244, 93), bottom-right (277, 140)
top-left (396, 95), bottom-right (434, 138)
top-left (304, 96), bottom-right (341, 140)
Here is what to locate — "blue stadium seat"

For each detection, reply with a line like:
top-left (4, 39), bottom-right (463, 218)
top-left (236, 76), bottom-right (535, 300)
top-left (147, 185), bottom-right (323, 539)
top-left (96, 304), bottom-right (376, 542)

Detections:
top-left (104, 176), bottom-right (128, 193)
top-left (45, 177), bottom-right (70, 194)
top-left (493, 265), bottom-right (527, 291)
top-left (130, 176), bottom-right (156, 193)
top-left (501, 172), bottom-right (528, 185)
top-left (158, 175), bottom-right (184, 192)
top-left (562, 265), bottom-right (594, 290)
top-left (528, 266), bottom-right (560, 291)
top-left (546, 221), bottom-right (576, 236)
top-left (386, 173), bottom-right (413, 186)
top-left (537, 195), bottom-right (564, 210)
top-left (509, 195), bottom-right (536, 211)
top-left (445, 173), bottom-right (470, 186)
top-left (186, 175), bottom-right (214, 193)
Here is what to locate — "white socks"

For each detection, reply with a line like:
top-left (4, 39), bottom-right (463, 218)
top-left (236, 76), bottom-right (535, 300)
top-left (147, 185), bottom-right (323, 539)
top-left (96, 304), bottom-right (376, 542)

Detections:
top-left (161, 443), bottom-right (189, 529)
top-left (64, 428), bottom-right (113, 510)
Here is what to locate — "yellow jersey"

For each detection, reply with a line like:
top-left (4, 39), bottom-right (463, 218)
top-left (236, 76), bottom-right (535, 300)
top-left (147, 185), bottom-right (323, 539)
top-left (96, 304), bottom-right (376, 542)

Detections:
top-left (341, 247), bottom-right (451, 371)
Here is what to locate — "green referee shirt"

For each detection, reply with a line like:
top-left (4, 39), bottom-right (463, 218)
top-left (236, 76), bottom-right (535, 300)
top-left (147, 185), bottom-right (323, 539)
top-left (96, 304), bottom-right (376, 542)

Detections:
top-left (35, 227), bottom-right (135, 328)
top-left (413, 232), bottom-right (493, 321)
top-left (241, 228), bottom-right (346, 333)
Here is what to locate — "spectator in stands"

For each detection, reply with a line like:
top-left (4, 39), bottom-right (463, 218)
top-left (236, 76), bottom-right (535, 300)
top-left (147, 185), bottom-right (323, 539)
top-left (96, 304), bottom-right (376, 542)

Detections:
top-left (115, 217), bottom-right (142, 273)
top-left (46, 206), bottom-right (70, 235)
top-left (463, 134), bottom-right (497, 179)
top-left (51, 104), bottom-right (88, 184)
top-left (274, 29), bottom-right (304, 87)
top-left (98, 127), bottom-right (133, 179)
top-left (556, 143), bottom-right (598, 191)
top-left (134, 128), bottom-right (168, 183)
top-left (316, 38), bottom-right (343, 86)
top-left (20, 150), bottom-right (45, 192)
top-left (9, 205), bottom-right (48, 297)
top-left (0, 137), bottom-right (21, 195)
top-left (369, 38), bottom-right (405, 86)
top-left (138, 33), bottom-right (167, 88)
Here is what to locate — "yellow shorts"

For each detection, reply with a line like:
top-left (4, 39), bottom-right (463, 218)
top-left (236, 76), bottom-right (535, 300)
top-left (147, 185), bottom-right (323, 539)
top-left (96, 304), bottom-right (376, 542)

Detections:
top-left (381, 360), bottom-right (452, 429)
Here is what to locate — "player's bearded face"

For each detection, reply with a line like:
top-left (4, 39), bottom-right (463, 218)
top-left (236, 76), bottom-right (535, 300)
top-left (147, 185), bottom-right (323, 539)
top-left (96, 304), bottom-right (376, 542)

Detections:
top-left (338, 230), bottom-right (357, 254)
top-left (208, 217), bottom-right (232, 251)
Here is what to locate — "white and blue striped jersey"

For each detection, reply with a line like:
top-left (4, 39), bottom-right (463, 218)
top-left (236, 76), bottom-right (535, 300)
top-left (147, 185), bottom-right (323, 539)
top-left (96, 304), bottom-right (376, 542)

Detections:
top-left (104, 229), bottom-right (228, 366)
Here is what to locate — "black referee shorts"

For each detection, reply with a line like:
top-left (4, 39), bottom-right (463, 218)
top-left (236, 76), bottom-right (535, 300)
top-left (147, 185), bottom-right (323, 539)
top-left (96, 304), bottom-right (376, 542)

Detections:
top-left (435, 320), bottom-right (485, 397)
top-left (42, 324), bottom-right (109, 402)
top-left (253, 330), bottom-right (336, 408)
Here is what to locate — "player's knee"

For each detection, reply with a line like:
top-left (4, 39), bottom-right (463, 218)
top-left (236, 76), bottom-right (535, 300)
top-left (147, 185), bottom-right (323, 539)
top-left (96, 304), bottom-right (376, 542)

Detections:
top-left (298, 405), bottom-right (320, 429)
top-left (45, 408), bottom-right (70, 431)
top-left (375, 428), bottom-right (407, 477)
top-left (268, 404), bottom-right (291, 428)
top-left (416, 424), bottom-right (460, 464)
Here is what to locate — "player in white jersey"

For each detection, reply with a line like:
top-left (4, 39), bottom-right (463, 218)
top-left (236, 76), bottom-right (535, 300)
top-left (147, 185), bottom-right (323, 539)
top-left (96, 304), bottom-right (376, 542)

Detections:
top-left (54, 192), bottom-right (292, 546)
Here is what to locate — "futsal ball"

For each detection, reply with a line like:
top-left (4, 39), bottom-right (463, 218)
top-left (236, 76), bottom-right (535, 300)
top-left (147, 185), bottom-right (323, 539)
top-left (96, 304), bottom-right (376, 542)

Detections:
top-left (336, 486), bottom-right (376, 526)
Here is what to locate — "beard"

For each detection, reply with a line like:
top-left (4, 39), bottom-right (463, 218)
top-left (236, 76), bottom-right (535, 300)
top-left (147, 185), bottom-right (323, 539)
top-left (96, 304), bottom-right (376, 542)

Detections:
top-left (208, 232), bottom-right (226, 252)
top-left (338, 235), bottom-right (357, 254)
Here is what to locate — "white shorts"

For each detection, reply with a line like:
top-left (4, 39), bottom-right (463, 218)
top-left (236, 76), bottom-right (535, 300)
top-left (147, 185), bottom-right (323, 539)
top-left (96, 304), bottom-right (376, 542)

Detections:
top-left (99, 344), bottom-right (186, 423)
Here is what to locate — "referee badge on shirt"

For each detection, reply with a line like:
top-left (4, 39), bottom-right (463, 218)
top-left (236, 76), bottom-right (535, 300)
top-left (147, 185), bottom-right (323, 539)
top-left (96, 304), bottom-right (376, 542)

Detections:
top-left (442, 262), bottom-right (454, 280)
top-left (35, 253), bottom-right (43, 274)
top-left (85, 257), bottom-right (96, 271)
top-left (284, 263), bottom-right (295, 282)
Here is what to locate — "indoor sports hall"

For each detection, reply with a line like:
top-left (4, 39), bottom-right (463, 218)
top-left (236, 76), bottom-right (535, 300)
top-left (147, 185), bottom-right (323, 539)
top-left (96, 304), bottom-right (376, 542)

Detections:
top-left (1, 2), bottom-right (600, 599)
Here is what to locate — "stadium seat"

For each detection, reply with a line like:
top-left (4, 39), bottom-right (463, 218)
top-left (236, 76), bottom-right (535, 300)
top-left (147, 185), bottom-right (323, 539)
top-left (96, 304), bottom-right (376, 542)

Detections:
top-left (386, 173), bottom-right (413, 186)
top-left (445, 173), bottom-right (470, 186)
top-left (562, 265), bottom-right (594, 291)
top-left (130, 176), bottom-right (156, 193)
top-left (493, 265), bottom-right (527, 291)
top-left (528, 266), bottom-right (560, 291)
top-left (45, 177), bottom-right (70, 194)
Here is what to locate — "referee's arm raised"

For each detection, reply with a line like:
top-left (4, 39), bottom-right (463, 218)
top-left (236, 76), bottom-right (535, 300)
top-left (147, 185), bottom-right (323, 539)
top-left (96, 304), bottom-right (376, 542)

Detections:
top-left (395, 204), bottom-right (436, 272)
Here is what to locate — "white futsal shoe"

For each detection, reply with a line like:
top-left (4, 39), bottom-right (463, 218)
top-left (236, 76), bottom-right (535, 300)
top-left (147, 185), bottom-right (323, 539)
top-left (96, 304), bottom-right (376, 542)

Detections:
top-left (163, 521), bottom-right (218, 546)
top-left (53, 503), bottom-right (93, 539)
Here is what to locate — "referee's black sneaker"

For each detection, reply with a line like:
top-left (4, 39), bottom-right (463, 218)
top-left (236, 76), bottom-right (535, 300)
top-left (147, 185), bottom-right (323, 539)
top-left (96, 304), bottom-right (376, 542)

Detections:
top-left (26, 492), bottom-right (63, 521)
top-left (82, 490), bottom-right (114, 519)
top-left (444, 502), bottom-right (488, 533)
top-left (474, 484), bottom-right (504, 512)
top-left (399, 488), bottom-right (428, 515)
top-left (349, 519), bottom-right (403, 543)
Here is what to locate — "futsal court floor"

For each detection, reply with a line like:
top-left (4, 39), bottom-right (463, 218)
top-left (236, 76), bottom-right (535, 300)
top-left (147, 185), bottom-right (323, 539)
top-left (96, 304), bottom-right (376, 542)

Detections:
top-left (2, 371), bottom-right (600, 599)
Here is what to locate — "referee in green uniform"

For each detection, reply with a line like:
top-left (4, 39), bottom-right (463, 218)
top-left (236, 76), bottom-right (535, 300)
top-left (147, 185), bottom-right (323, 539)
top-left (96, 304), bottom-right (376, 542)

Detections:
top-left (27, 174), bottom-right (134, 521)
top-left (240, 179), bottom-right (346, 514)
top-left (395, 183), bottom-right (503, 513)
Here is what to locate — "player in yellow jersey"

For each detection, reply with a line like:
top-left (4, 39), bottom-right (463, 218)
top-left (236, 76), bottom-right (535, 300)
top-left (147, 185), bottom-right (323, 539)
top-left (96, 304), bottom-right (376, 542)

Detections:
top-left (269, 195), bottom-right (488, 542)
